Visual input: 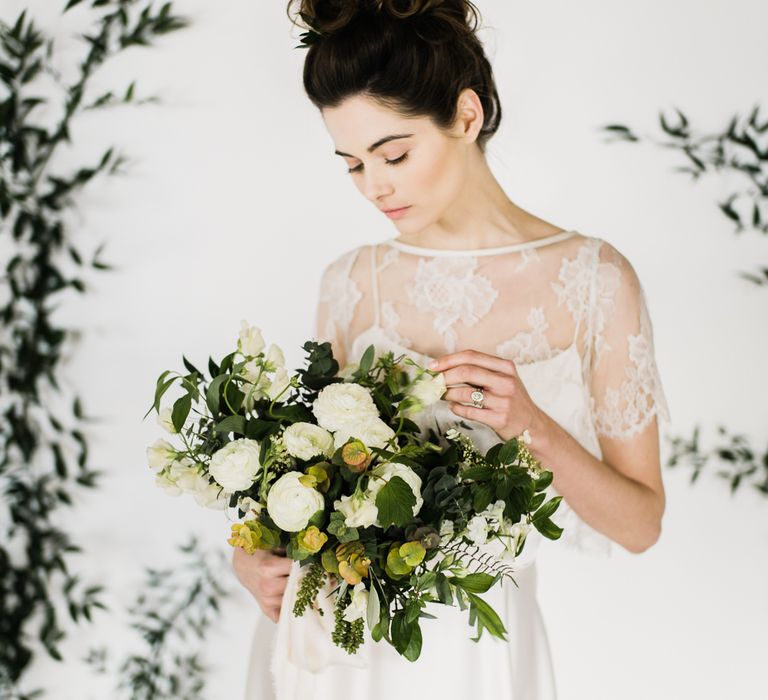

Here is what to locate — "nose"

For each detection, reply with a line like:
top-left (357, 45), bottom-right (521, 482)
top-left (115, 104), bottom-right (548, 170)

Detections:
top-left (360, 168), bottom-right (394, 203)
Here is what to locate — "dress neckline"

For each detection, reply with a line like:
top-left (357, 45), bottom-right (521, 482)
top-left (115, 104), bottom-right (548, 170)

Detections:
top-left (383, 229), bottom-right (578, 257)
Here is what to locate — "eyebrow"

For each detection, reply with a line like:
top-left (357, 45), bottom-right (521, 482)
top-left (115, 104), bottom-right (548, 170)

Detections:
top-left (334, 133), bottom-right (414, 158)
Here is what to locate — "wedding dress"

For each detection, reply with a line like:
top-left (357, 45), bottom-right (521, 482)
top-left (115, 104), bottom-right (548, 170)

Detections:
top-left (244, 229), bottom-right (671, 700)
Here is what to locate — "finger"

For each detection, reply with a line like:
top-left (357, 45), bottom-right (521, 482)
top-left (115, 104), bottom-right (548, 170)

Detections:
top-left (430, 349), bottom-right (516, 376)
top-left (442, 385), bottom-right (508, 410)
top-left (263, 606), bottom-right (280, 624)
top-left (260, 594), bottom-right (284, 608)
top-left (440, 364), bottom-right (516, 395)
top-left (448, 400), bottom-right (505, 429)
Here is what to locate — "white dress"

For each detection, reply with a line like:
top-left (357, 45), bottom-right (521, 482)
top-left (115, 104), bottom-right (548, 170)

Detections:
top-left (245, 229), bottom-right (671, 700)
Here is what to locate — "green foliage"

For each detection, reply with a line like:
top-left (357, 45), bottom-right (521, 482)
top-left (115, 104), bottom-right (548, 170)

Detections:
top-left (0, 1), bottom-right (187, 694)
top-left (375, 475), bottom-right (416, 528)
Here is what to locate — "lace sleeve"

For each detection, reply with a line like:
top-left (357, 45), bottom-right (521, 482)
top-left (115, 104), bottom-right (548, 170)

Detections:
top-left (587, 241), bottom-right (671, 440)
top-left (312, 247), bottom-right (364, 369)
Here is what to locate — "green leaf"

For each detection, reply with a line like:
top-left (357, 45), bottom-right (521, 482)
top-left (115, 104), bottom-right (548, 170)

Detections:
top-left (366, 582), bottom-right (380, 631)
top-left (171, 393), bottom-right (192, 432)
top-left (532, 495), bottom-right (562, 523)
top-left (498, 439), bottom-right (519, 464)
top-left (358, 344), bottom-right (375, 375)
top-left (206, 374), bottom-right (228, 415)
top-left (375, 475), bottom-right (416, 528)
top-left (449, 572), bottom-right (494, 593)
top-left (534, 470), bottom-right (553, 491)
top-left (466, 591), bottom-right (507, 641)
top-left (214, 415), bottom-right (246, 436)
top-left (532, 516), bottom-right (563, 540)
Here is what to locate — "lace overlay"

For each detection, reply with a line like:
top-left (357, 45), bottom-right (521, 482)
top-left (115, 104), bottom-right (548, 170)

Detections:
top-left (312, 231), bottom-right (672, 554)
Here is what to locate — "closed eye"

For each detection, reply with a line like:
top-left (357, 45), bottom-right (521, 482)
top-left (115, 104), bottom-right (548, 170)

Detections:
top-left (348, 152), bottom-right (409, 174)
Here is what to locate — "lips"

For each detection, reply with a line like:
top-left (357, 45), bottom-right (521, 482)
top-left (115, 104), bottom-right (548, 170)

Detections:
top-left (382, 206), bottom-right (409, 213)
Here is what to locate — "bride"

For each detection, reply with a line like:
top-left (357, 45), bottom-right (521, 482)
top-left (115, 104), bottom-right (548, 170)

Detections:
top-left (232, 1), bottom-right (671, 698)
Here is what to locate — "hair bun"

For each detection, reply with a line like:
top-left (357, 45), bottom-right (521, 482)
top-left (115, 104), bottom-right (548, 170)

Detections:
top-left (289, 0), bottom-right (474, 38)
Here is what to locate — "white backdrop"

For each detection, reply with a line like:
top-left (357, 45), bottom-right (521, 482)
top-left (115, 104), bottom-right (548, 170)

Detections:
top-left (8, 1), bottom-right (767, 698)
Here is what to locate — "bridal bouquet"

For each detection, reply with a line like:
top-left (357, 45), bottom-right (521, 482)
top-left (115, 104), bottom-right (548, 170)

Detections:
top-left (145, 321), bottom-right (563, 661)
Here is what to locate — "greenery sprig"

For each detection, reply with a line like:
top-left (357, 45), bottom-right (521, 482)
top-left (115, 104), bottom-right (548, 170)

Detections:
top-left (0, 1), bottom-right (187, 695)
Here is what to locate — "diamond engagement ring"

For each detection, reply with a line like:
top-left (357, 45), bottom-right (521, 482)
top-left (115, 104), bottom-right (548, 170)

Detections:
top-left (470, 388), bottom-right (485, 409)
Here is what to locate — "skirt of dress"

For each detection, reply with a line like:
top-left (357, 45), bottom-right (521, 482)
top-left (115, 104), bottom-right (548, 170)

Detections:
top-left (244, 556), bottom-right (557, 700)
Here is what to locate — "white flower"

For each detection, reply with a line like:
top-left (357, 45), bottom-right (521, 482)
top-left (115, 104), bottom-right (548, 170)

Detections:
top-left (242, 358), bottom-right (266, 384)
top-left (208, 438), bottom-right (262, 492)
top-left (283, 422), bottom-right (334, 461)
top-left (238, 320), bottom-right (265, 357)
top-left (445, 427), bottom-right (460, 440)
top-left (367, 462), bottom-right (423, 523)
top-left (169, 457), bottom-right (199, 492)
top-left (342, 582), bottom-right (369, 622)
top-left (155, 470), bottom-right (181, 496)
top-left (265, 343), bottom-right (285, 370)
top-left (480, 499), bottom-right (506, 530)
top-left (267, 471), bottom-right (324, 532)
top-left (403, 371), bottom-right (446, 415)
top-left (520, 429), bottom-right (532, 445)
top-left (266, 367), bottom-right (292, 402)
top-left (312, 382), bottom-right (379, 433)
top-left (238, 496), bottom-right (263, 520)
top-left (466, 514), bottom-right (489, 545)
top-left (500, 518), bottom-right (532, 559)
top-left (332, 416), bottom-right (395, 450)
top-left (439, 519), bottom-right (455, 542)
top-left (334, 492), bottom-right (379, 528)
top-left (156, 406), bottom-right (178, 434)
top-left (146, 439), bottom-right (177, 471)
top-left (193, 474), bottom-right (229, 509)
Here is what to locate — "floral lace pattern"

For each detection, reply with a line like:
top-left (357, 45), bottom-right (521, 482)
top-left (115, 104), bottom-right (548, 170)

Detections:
top-left (406, 256), bottom-right (498, 353)
top-left (495, 307), bottom-right (553, 364)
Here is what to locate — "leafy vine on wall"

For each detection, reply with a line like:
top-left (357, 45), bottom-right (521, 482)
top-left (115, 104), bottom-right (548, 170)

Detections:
top-left (0, 2), bottom-right (187, 697)
top-left (601, 106), bottom-right (768, 498)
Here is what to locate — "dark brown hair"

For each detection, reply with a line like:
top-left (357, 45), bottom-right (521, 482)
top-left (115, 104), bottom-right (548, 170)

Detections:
top-left (285, 0), bottom-right (502, 152)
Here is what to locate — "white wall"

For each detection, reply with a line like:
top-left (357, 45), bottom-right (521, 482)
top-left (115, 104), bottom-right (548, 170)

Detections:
top-left (7, 1), bottom-right (766, 698)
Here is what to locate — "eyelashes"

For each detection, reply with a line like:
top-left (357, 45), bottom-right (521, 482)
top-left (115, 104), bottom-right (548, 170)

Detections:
top-left (347, 152), bottom-right (409, 174)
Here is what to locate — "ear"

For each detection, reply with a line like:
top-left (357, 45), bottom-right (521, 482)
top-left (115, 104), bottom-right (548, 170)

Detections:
top-left (453, 87), bottom-right (484, 143)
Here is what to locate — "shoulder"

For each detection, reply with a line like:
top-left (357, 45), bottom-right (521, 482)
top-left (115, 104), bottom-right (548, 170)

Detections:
top-left (318, 244), bottom-right (371, 284)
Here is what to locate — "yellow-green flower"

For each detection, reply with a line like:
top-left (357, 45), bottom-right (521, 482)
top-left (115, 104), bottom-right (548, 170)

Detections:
top-left (298, 462), bottom-right (332, 492)
top-left (227, 520), bottom-right (279, 554)
top-left (336, 541), bottom-right (371, 585)
top-left (296, 525), bottom-right (328, 554)
top-left (340, 439), bottom-right (372, 473)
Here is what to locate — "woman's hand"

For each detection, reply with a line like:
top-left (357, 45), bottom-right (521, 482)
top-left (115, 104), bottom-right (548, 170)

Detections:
top-left (231, 546), bottom-right (293, 623)
top-left (430, 349), bottom-right (543, 443)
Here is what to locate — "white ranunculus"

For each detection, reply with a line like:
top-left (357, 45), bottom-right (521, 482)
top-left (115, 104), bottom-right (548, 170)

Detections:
top-left (266, 367), bottom-right (292, 402)
top-left (208, 438), bottom-right (262, 492)
top-left (312, 382), bottom-right (379, 433)
top-left (156, 406), bottom-right (178, 434)
top-left (169, 457), bottom-right (199, 492)
top-left (155, 471), bottom-right (181, 496)
top-left (342, 582), bottom-right (369, 622)
top-left (466, 514), bottom-right (489, 545)
top-left (238, 320), bottom-right (265, 357)
top-left (334, 492), bottom-right (379, 528)
top-left (267, 471), bottom-right (325, 532)
top-left (265, 343), bottom-right (285, 370)
top-left (193, 474), bottom-right (229, 509)
top-left (367, 462), bottom-right (423, 523)
top-left (283, 422), bottom-right (334, 461)
top-left (332, 416), bottom-right (395, 451)
top-left (146, 439), bottom-right (177, 471)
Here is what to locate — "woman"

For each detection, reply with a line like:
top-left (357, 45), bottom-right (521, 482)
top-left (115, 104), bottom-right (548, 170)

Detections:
top-left (233, 1), bottom-right (671, 698)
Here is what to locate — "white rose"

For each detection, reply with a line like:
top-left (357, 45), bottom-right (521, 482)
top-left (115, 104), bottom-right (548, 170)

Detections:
top-left (193, 474), bottom-right (229, 510)
top-left (265, 343), bottom-right (285, 370)
top-left (334, 492), bottom-right (379, 528)
top-left (169, 457), bottom-right (199, 492)
top-left (367, 462), bottom-right (423, 524)
top-left (156, 406), bottom-right (178, 434)
top-left (312, 382), bottom-right (379, 432)
top-left (238, 320), bottom-right (265, 357)
top-left (466, 514), bottom-right (489, 545)
top-left (208, 438), bottom-right (262, 492)
top-left (283, 423), bottom-right (334, 461)
top-left (267, 471), bottom-right (325, 532)
top-left (155, 471), bottom-right (181, 496)
top-left (266, 367), bottom-right (292, 401)
top-left (332, 416), bottom-right (395, 450)
top-left (342, 582), bottom-right (369, 622)
top-left (146, 439), bottom-right (177, 471)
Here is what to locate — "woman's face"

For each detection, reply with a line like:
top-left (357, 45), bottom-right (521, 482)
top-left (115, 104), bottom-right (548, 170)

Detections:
top-left (321, 92), bottom-right (476, 234)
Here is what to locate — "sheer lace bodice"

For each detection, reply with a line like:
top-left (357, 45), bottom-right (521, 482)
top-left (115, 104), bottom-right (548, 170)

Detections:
top-left (314, 229), bottom-right (671, 443)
